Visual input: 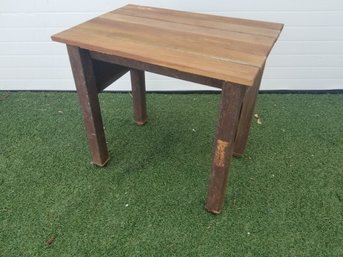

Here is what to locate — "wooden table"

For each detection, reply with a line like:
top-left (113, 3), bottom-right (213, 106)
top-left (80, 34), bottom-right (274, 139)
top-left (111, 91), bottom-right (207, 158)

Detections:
top-left (51, 4), bottom-right (283, 214)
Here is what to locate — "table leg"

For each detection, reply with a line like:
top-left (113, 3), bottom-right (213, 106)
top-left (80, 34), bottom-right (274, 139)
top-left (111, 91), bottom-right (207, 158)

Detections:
top-left (67, 45), bottom-right (109, 166)
top-left (234, 67), bottom-right (264, 157)
top-left (205, 84), bottom-right (246, 214)
top-left (130, 69), bottom-right (147, 125)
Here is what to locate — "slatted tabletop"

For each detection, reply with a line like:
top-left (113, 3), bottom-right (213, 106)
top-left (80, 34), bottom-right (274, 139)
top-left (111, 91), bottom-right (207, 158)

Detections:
top-left (52, 4), bottom-right (283, 87)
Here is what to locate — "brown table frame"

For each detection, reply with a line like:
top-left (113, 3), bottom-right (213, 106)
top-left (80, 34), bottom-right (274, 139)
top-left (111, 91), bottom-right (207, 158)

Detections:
top-left (66, 45), bottom-right (264, 214)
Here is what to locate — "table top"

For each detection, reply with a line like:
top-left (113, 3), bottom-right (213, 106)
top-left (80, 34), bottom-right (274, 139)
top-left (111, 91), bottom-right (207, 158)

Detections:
top-left (51, 4), bottom-right (283, 87)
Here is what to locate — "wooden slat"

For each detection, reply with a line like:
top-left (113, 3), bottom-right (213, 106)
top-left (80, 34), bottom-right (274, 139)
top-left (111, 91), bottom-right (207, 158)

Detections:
top-left (89, 18), bottom-right (267, 67)
top-left (99, 12), bottom-right (276, 55)
top-left (122, 4), bottom-right (284, 31)
top-left (97, 16), bottom-right (271, 56)
top-left (101, 12), bottom-right (276, 47)
top-left (116, 5), bottom-right (282, 38)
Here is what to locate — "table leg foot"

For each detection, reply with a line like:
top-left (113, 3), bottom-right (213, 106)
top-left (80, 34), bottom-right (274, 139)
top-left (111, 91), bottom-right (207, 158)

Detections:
top-left (135, 119), bottom-right (148, 126)
top-left (91, 156), bottom-right (110, 167)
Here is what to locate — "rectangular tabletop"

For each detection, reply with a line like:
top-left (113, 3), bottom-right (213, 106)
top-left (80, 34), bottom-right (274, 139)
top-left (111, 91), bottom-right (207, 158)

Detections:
top-left (51, 4), bottom-right (283, 87)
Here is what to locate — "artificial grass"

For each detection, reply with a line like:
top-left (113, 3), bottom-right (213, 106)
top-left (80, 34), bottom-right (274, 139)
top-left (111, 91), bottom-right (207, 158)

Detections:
top-left (0, 91), bottom-right (342, 257)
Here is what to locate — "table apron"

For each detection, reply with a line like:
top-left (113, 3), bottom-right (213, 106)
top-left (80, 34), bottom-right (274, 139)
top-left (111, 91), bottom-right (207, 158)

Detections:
top-left (89, 50), bottom-right (226, 89)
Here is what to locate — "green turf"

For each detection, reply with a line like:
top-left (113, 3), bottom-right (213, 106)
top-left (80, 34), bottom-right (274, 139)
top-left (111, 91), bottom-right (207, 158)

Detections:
top-left (0, 91), bottom-right (342, 257)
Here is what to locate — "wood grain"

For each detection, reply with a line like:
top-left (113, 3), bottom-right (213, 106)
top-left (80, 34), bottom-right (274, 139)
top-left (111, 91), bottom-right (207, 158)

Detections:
top-left (52, 4), bottom-right (283, 87)
top-left (120, 4), bottom-right (284, 31)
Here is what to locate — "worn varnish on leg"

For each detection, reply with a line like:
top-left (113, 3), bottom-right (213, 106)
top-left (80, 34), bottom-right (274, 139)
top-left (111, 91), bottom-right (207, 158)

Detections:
top-left (67, 45), bottom-right (109, 166)
top-left (205, 84), bottom-right (246, 214)
top-left (130, 69), bottom-right (147, 125)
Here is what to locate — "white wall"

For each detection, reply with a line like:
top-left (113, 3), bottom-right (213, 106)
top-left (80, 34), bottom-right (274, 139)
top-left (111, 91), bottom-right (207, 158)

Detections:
top-left (1, 0), bottom-right (342, 91)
